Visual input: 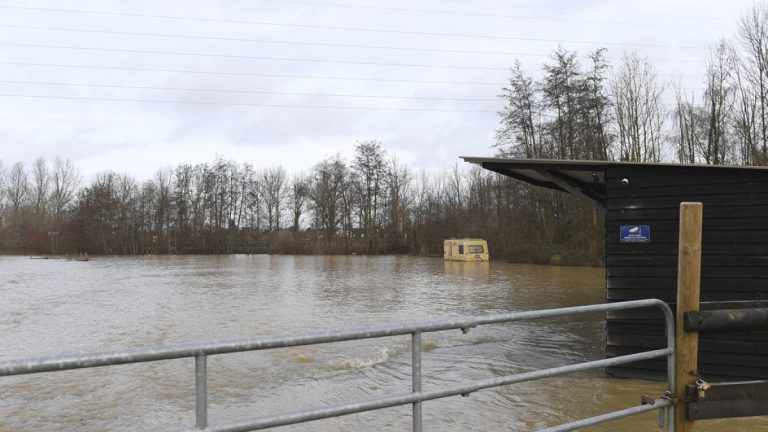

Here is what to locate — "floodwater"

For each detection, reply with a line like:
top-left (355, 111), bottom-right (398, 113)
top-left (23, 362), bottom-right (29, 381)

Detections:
top-left (0, 255), bottom-right (763, 431)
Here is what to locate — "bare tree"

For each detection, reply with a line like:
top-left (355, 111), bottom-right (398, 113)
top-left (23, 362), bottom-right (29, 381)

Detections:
top-left (703, 40), bottom-right (737, 164)
top-left (308, 156), bottom-right (346, 242)
top-left (733, 50), bottom-right (760, 165)
top-left (672, 81), bottom-right (703, 164)
top-left (30, 157), bottom-right (49, 227)
top-left (0, 160), bottom-right (6, 231)
top-left (261, 166), bottom-right (288, 232)
top-left (352, 140), bottom-right (386, 253)
top-left (582, 48), bottom-right (613, 160)
top-left (611, 52), bottom-right (666, 162)
top-left (289, 173), bottom-right (308, 232)
top-left (385, 156), bottom-right (412, 249)
top-left (245, 170), bottom-right (262, 232)
top-left (6, 161), bottom-right (29, 229)
top-left (50, 156), bottom-right (81, 227)
top-left (153, 168), bottom-right (173, 252)
top-left (739, 2), bottom-right (768, 163)
top-left (116, 173), bottom-right (139, 254)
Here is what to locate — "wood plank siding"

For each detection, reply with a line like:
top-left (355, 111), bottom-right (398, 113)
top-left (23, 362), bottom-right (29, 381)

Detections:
top-left (605, 165), bottom-right (768, 380)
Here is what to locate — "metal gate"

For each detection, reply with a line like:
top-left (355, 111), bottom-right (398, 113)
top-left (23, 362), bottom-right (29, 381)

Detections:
top-left (0, 298), bottom-right (675, 432)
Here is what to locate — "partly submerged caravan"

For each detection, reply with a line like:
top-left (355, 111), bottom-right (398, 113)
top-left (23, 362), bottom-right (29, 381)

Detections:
top-left (443, 239), bottom-right (489, 262)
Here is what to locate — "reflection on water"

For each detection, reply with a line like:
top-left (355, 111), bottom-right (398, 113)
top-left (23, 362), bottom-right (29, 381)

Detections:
top-left (443, 260), bottom-right (490, 282)
top-left (0, 255), bottom-right (763, 431)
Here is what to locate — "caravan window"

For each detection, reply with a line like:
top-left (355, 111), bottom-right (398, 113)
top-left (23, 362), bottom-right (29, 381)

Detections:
top-left (458, 245), bottom-right (464, 254)
top-left (468, 245), bottom-right (484, 254)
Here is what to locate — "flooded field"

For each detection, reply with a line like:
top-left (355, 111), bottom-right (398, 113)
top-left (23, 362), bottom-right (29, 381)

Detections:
top-left (0, 255), bottom-right (762, 431)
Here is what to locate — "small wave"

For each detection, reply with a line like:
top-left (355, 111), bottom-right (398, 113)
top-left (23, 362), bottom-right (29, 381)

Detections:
top-left (329, 348), bottom-right (394, 370)
top-left (469, 336), bottom-right (495, 345)
top-left (328, 340), bottom-right (421, 370)
top-left (421, 340), bottom-right (439, 351)
top-left (292, 353), bottom-right (315, 364)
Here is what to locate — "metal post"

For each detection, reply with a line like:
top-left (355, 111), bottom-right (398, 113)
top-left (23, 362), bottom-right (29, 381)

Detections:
top-left (662, 297), bottom-right (677, 432)
top-left (195, 354), bottom-right (208, 429)
top-left (411, 332), bottom-right (422, 432)
top-left (675, 202), bottom-right (702, 432)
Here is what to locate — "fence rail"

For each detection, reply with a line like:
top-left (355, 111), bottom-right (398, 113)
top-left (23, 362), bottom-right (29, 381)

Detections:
top-left (0, 298), bottom-right (676, 431)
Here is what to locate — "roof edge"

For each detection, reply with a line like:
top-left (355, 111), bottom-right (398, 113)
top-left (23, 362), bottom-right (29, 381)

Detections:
top-left (461, 156), bottom-right (768, 171)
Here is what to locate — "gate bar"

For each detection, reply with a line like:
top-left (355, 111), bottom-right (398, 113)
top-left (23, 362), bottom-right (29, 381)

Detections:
top-left (0, 299), bottom-right (672, 377)
top-left (179, 348), bottom-right (673, 432)
top-left (411, 331), bottom-right (422, 432)
top-left (195, 354), bottom-right (208, 429)
top-left (537, 398), bottom-right (673, 432)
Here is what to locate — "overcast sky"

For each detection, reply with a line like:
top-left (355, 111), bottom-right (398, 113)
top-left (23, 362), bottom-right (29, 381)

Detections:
top-left (0, 0), bottom-right (751, 180)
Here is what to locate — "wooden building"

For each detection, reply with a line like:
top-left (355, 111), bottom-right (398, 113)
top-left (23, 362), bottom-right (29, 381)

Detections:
top-left (464, 157), bottom-right (768, 380)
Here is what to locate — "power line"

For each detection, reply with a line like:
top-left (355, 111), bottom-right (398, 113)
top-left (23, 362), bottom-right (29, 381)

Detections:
top-left (0, 39), bottom-right (710, 78)
top-left (0, 91), bottom-right (701, 113)
top-left (0, 59), bottom-right (707, 84)
top-left (0, 61), bottom-right (505, 86)
top-left (0, 93), bottom-right (500, 113)
top-left (433, 0), bottom-right (730, 21)
top-left (0, 25), bottom-right (704, 64)
top-left (232, 0), bottom-right (728, 31)
top-left (0, 5), bottom-right (710, 50)
top-left (0, 40), bottom-right (510, 71)
top-left (0, 79), bottom-right (499, 102)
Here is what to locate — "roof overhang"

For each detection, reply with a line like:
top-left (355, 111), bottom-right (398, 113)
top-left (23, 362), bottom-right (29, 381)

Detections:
top-left (462, 157), bottom-right (609, 212)
top-left (462, 157), bottom-right (768, 213)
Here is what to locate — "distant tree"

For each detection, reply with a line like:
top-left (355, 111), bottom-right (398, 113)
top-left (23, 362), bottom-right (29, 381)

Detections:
top-left (115, 173), bottom-right (139, 254)
top-left (49, 156), bottom-right (80, 228)
top-left (703, 40), bottom-right (738, 164)
top-left (174, 163), bottom-right (193, 244)
top-left (152, 168), bottom-right (173, 252)
top-left (6, 161), bottom-right (29, 229)
top-left (0, 160), bottom-right (5, 231)
top-left (245, 168), bottom-right (262, 232)
top-left (673, 41), bottom-right (738, 165)
top-left (236, 163), bottom-right (254, 229)
top-left (352, 140), bottom-right (387, 253)
top-left (308, 156), bottom-right (346, 242)
top-left (581, 48), bottom-right (613, 160)
top-left (738, 2), bottom-right (768, 163)
top-left (30, 157), bottom-right (49, 228)
top-left (261, 166), bottom-right (288, 232)
top-left (385, 156), bottom-right (412, 250)
top-left (542, 47), bottom-right (582, 159)
top-left (672, 85), bottom-right (704, 164)
top-left (76, 172), bottom-right (120, 254)
top-left (289, 173), bottom-right (308, 232)
top-left (497, 61), bottom-right (540, 157)
top-left (498, 48), bottom-right (612, 161)
top-left (612, 52), bottom-right (666, 162)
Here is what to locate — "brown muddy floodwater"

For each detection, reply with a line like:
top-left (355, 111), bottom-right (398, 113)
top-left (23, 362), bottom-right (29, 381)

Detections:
top-left (0, 255), bottom-right (763, 431)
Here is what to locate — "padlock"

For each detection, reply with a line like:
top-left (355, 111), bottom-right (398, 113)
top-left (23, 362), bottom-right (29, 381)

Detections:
top-left (696, 378), bottom-right (711, 400)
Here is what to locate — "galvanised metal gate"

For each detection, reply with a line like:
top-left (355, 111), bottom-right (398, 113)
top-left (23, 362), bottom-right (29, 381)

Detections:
top-left (0, 298), bottom-right (676, 431)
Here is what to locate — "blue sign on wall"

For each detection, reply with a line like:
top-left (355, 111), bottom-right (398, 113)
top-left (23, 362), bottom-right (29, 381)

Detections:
top-left (620, 225), bottom-right (651, 243)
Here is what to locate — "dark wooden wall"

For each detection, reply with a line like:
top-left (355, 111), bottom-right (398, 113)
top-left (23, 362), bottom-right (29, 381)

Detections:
top-left (604, 165), bottom-right (768, 380)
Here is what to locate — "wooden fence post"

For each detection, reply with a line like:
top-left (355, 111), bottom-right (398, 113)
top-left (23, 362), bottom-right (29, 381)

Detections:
top-left (675, 202), bottom-right (703, 431)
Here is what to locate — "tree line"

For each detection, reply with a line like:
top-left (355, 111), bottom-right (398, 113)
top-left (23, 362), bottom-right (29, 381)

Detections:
top-left (4, 4), bottom-right (768, 265)
top-left (1, 144), bottom-right (584, 263)
top-left (498, 3), bottom-right (768, 166)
